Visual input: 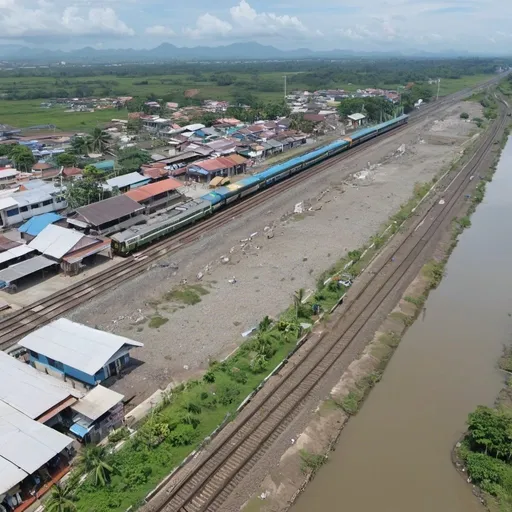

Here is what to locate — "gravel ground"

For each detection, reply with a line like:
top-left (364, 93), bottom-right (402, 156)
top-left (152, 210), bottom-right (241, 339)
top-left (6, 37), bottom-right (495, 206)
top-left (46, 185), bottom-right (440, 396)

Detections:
top-left (69, 101), bottom-right (483, 405)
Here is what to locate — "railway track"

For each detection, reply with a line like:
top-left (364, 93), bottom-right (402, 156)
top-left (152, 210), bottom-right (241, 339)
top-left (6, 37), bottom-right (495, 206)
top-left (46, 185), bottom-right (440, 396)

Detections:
top-left (0, 74), bottom-right (506, 351)
top-left (142, 98), bottom-right (509, 512)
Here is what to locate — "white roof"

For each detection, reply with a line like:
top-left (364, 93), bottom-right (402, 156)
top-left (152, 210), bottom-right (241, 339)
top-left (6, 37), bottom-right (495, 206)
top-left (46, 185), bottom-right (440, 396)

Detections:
top-left (106, 172), bottom-right (147, 189)
top-left (348, 113), bottom-right (366, 121)
top-left (28, 224), bottom-right (83, 259)
top-left (0, 196), bottom-right (18, 211)
top-left (0, 169), bottom-right (18, 179)
top-left (184, 123), bottom-right (206, 131)
top-left (0, 352), bottom-right (80, 419)
top-left (0, 401), bottom-right (72, 493)
top-left (0, 245), bottom-right (35, 265)
top-left (72, 385), bottom-right (124, 422)
top-left (18, 318), bottom-right (144, 375)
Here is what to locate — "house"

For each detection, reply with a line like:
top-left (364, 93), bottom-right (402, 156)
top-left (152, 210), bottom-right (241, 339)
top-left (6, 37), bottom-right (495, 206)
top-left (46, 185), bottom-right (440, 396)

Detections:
top-left (61, 167), bottom-right (82, 179)
top-left (19, 318), bottom-right (144, 386)
top-left (28, 224), bottom-right (111, 275)
top-left (93, 160), bottom-right (115, 173)
top-left (67, 195), bottom-right (144, 236)
top-left (0, 182), bottom-right (67, 228)
top-left (0, 167), bottom-right (18, 188)
top-left (187, 155), bottom-right (247, 182)
top-left (69, 386), bottom-right (124, 444)
top-left (18, 212), bottom-right (64, 242)
top-left (347, 113), bottom-right (366, 128)
top-left (32, 162), bottom-right (60, 180)
top-left (0, 400), bottom-right (73, 511)
top-left (124, 178), bottom-right (183, 214)
top-left (106, 172), bottom-right (151, 193)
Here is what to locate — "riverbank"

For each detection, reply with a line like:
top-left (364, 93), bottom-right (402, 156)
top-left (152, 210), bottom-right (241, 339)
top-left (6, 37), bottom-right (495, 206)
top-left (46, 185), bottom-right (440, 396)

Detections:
top-left (241, 120), bottom-right (511, 511)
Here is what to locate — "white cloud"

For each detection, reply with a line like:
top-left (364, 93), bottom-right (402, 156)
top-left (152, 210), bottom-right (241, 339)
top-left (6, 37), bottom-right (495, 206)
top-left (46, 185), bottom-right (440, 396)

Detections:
top-left (0, 1), bottom-right (134, 39)
top-left (145, 25), bottom-right (176, 36)
top-left (184, 0), bottom-right (312, 39)
top-left (184, 13), bottom-right (233, 39)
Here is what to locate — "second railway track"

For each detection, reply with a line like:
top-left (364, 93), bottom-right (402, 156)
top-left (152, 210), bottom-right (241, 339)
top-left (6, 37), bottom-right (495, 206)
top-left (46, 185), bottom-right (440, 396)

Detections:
top-left (141, 100), bottom-right (509, 512)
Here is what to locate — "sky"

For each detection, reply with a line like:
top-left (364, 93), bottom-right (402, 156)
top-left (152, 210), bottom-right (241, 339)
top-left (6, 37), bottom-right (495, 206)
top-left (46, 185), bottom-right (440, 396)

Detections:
top-left (0, 0), bottom-right (511, 54)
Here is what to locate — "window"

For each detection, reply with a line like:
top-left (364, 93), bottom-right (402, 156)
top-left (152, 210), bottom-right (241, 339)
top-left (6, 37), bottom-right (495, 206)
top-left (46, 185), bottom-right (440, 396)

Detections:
top-left (29, 350), bottom-right (38, 359)
top-left (53, 360), bottom-right (64, 371)
top-left (42, 199), bottom-right (52, 206)
top-left (20, 206), bottom-right (29, 212)
top-left (6, 208), bottom-right (19, 217)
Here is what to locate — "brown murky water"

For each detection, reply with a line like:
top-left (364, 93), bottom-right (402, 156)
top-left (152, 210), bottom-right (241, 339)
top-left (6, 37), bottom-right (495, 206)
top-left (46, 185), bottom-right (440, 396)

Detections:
top-left (292, 138), bottom-right (512, 512)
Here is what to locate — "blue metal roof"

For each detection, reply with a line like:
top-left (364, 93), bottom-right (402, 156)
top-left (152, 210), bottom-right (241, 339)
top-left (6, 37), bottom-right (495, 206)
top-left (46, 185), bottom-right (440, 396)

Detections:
top-left (70, 422), bottom-right (92, 438)
top-left (18, 213), bottom-right (63, 237)
top-left (94, 160), bottom-right (115, 171)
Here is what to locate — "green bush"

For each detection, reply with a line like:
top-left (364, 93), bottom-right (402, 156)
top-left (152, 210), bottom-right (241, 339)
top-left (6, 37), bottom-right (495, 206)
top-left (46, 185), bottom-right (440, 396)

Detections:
top-left (169, 424), bottom-right (195, 447)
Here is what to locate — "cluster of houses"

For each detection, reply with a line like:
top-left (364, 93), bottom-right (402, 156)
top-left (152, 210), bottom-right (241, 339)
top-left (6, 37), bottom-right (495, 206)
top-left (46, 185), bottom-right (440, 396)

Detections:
top-left (0, 317), bottom-right (143, 511)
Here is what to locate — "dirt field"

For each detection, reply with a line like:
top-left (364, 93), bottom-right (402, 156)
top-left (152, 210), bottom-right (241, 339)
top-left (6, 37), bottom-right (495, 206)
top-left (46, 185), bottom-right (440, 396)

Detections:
top-left (69, 100), bottom-right (483, 404)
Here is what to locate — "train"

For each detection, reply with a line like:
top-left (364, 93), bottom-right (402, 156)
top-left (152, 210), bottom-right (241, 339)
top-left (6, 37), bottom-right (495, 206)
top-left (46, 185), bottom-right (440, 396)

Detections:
top-left (111, 114), bottom-right (409, 255)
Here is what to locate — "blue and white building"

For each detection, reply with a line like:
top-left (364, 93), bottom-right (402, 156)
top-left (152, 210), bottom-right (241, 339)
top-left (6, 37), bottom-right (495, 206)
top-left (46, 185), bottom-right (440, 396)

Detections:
top-left (18, 318), bottom-right (143, 387)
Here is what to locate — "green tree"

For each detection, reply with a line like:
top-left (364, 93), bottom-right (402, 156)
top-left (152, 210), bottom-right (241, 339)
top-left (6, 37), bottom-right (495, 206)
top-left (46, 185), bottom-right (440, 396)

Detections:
top-left (88, 128), bottom-right (111, 154)
top-left (56, 153), bottom-right (77, 168)
top-left (70, 136), bottom-right (90, 156)
top-left (264, 101), bottom-right (291, 120)
top-left (289, 114), bottom-right (315, 134)
top-left (66, 165), bottom-right (107, 208)
top-left (44, 482), bottom-right (77, 512)
top-left (467, 406), bottom-right (512, 459)
top-left (10, 145), bottom-right (36, 172)
top-left (293, 288), bottom-right (307, 319)
top-left (76, 445), bottom-right (114, 487)
top-left (117, 148), bottom-right (152, 174)
top-left (82, 165), bottom-right (104, 181)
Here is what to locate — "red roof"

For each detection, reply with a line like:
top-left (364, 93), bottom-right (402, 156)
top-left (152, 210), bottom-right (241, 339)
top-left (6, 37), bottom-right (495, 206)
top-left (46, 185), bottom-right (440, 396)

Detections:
top-left (142, 168), bottom-right (169, 180)
top-left (32, 162), bottom-right (53, 171)
top-left (125, 178), bottom-right (182, 202)
top-left (193, 155), bottom-right (247, 174)
top-left (303, 114), bottom-right (326, 123)
top-left (62, 167), bottom-right (82, 177)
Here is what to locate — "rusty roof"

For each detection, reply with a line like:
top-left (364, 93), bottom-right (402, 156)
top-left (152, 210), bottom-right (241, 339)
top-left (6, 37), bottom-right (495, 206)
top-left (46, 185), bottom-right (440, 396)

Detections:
top-left (125, 178), bottom-right (182, 202)
top-left (32, 162), bottom-right (53, 170)
top-left (74, 195), bottom-right (143, 227)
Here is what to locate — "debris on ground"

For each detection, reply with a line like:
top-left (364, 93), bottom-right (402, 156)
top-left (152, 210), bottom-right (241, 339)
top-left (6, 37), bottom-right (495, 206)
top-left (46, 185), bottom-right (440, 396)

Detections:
top-left (294, 202), bottom-right (304, 214)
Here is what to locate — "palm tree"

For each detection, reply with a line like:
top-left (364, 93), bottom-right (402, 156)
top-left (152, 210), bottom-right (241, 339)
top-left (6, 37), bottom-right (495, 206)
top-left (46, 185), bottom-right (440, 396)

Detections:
top-left (88, 128), bottom-right (111, 154)
top-left (76, 445), bottom-right (114, 487)
top-left (44, 483), bottom-right (77, 512)
top-left (70, 136), bottom-right (89, 156)
top-left (293, 288), bottom-right (306, 319)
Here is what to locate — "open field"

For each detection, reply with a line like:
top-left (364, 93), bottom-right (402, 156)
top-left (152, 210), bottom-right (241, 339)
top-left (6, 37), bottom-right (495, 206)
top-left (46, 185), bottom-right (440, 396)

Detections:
top-left (0, 71), bottom-right (495, 131)
top-left (0, 100), bottom-right (126, 131)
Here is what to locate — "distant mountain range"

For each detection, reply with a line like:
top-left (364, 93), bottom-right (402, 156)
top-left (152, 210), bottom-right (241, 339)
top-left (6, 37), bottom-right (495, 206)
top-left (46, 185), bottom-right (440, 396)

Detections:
top-left (0, 41), bottom-right (486, 64)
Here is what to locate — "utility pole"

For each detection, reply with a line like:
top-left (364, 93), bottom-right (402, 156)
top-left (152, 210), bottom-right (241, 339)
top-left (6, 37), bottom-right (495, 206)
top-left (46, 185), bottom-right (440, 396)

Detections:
top-left (284, 75), bottom-right (287, 100)
top-left (436, 78), bottom-right (441, 101)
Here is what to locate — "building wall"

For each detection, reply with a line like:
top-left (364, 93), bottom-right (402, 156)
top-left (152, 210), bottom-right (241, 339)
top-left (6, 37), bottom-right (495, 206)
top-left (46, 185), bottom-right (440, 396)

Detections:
top-left (28, 352), bottom-right (105, 386)
top-left (1, 198), bottom-right (67, 227)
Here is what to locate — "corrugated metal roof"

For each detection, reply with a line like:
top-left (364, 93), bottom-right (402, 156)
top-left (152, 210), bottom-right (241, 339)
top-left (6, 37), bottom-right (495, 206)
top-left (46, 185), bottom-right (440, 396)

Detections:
top-left (124, 178), bottom-right (182, 203)
top-left (0, 255), bottom-right (56, 284)
top-left (18, 212), bottom-right (63, 237)
top-left (348, 113), bottom-right (366, 121)
top-left (94, 160), bottom-right (115, 170)
top-left (0, 235), bottom-right (22, 251)
top-left (0, 401), bottom-right (72, 491)
top-left (29, 225), bottom-right (83, 259)
top-left (74, 195), bottom-right (143, 227)
top-left (72, 385), bottom-right (123, 422)
top-left (0, 245), bottom-right (35, 265)
top-left (18, 318), bottom-right (144, 375)
top-left (0, 169), bottom-right (18, 178)
top-left (0, 351), bottom-right (79, 420)
top-left (0, 196), bottom-right (18, 211)
top-left (106, 172), bottom-right (149, 189)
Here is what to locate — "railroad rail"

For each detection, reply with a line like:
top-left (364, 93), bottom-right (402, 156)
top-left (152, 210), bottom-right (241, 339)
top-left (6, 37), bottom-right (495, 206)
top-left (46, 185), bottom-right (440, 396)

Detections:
top-left (0, 74), bottom-right (506, 351)
top-left (141, 99), bottom-right (509, 512)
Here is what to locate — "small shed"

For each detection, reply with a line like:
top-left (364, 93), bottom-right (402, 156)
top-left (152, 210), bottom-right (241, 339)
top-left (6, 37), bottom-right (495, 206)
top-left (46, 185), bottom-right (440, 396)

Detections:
top-left (106, 172), bottom-right (151, 193)
top-left (70, 386), bottom-right (124, 443)
top-left (347, 112), bottom-right (366, 128)
top-left (19, 318), bottom-right (144, 386)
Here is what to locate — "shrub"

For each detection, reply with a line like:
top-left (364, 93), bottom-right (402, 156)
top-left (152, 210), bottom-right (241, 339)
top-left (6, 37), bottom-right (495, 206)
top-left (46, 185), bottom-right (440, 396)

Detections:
top-left (169, 424), bottom-right (195, 446)
top-left (203, 370), bottom-right (216, 383)
top-left (108, 427), bottom-right (130, 444)
top-left (300, 450), bottom-right (327, 474)
top-left (230, 367), bottom-right (248, 384)
top-left (217, 384), bottom-right (241, 405)
top-left (460, 112), bottom-right (469, 119)
top-left (186, 401), bottom-right (202, 414)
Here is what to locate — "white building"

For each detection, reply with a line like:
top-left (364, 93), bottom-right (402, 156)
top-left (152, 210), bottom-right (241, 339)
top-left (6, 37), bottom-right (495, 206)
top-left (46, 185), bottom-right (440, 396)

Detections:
top-left (0, 182), bottom-right (67, 227)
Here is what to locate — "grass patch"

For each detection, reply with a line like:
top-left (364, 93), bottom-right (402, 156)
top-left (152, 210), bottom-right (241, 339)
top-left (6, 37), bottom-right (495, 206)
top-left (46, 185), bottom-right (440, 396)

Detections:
top-left (404, 295), bottom-right (426, 308)
top-left (300, 450), bottom-right (327, 474)
top-left (164, 284), bottom-right (209, 306)
top-left (389, 311), bottom-right (414, 327)
top-left (341, 373), bottom-right (381, 415)
top-left (148, 315), bottom-right (169, 329)
top-left (422, 260), bottom-right (446, 289)
top-left (499, 346), bottom-right (512, 373)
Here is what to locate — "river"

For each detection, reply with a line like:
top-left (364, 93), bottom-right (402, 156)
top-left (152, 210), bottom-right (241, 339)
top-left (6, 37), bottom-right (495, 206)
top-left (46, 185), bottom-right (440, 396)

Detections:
top-left (292, 137), bottom-right (512, 512)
